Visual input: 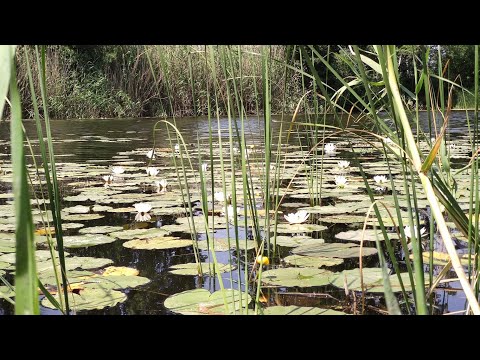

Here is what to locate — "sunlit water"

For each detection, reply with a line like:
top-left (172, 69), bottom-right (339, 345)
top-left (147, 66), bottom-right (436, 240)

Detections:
top-left (0, 111), bottom-right (474, 315)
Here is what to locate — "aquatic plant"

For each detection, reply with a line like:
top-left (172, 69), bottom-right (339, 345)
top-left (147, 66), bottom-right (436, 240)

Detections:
top-left (146, 167), bottom-right (159, 176)
top-left (134, 203), bottom-right (152, 222)
top-left (283, 210), bottom-right (309, 224)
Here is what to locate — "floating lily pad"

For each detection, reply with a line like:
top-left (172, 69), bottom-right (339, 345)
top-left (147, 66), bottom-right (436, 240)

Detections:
top-left (335, 229), bottom-right (399, 243)
top-left (102, 266), bottom-right (139, 277)
top-left (0, 250), bottom-right (70, 264)
top-left (62, 234), bottom-right (117, 248)
top-left (319, 215), bottom-right (370, 224)
top-left (168, 262), bottom-right (233, 276)
top-left (263, 305), bottom-right (347, 315)
top-left (123, 237), bottom-right (193, 250)
top-left (197, 238), bottom-right (256, 251)
top-left (110, 228), bottom-right (170, 240)
top-left (82, 275), bottom-right (150, 290)
top-left (62, 205), bottom-right (91, 214)
top-left (62, 223), bottom-right (85, 230)
top-left (274, 236), bottom-right (323, 248)
top-left (79, 225), bottom-right (124, 235)
top-left (261, 267), bottom-right (333, 287)
top-left (412, 251), bottom-right (475, 266)
top-left (41, 287), bottom-right (127, 311)
top-left (0, 261), bottom-right (13, 270)
top-left (62, 213), bottom-right (104, 221)
top-left (164, 288), bottom-right (252, 315)
top-left (284, 254), bottom-right (344, 268)
top-left (292, 242), bottom-right (378, 259)
top-left (299, 204), bottom-right (359, 215)
top-left (328, 267), bottom-right (417, 293)
top-left (0, 285), bottom-right (14, 298)
top-left (91, 205), bottom-right (114, 212)
top-left (273, 223), bottom-right (327, 233)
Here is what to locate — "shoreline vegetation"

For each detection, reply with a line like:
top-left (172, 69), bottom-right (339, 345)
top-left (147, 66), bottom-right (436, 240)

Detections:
top-left (3, 45), bottom-right (478, 120)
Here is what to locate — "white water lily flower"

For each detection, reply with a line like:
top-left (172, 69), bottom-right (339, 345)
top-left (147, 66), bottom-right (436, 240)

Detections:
top-left (155, 179), bottom-right (168, 193)
top-left (214, 191), bottom-right (231, 203)
top-left (146, 149), bottom-right (156, 159)
top-left (134, 202), bottom-right (152, 222)
top-left (221, 205), bottom-right (241, 220)
top-left (146, 167), bottom-right (159, 176)
top-left (174, 143), bottom-right (180, 154)
top-left (233, 147), bottom-right (240, 155)
top-left (324, 143), bottom-right (336, 154)
top-left (284, 210), bottom-right (309, 224)
top-left (337, 161), bottom-right (350, 169)
top-left (111, 166), bottom-right (125, 175)
top-left (449, 143), bottom-right (456, 150)
top-left (375, 186), bottom-right (387, 193)
top-left (383, 137), bottom-right (393, 144)
top-left (102, 175), bottom-right (113, 183)
top-left (404, 225), bottom-right (427, 239)
top-left (374, 175), bottom-right (388, 184)
top-left (335, 176), bottom-right (347, 188)
top-left (201, 163), bottom-right (208, 172)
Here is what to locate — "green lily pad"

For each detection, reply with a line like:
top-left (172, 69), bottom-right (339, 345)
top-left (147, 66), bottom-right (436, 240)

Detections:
top-left (62, 223), bottom-right (85, 230)
top-left (319, 215), bottom-right (370, 224)
top-left (0, 261), bottom-right (14, 270)
top-left (328, 267), bottom-right (417, 293)
top-left (164, 288), bottom-right (252, 315)
top-left (36, 257), bottom-right (113, 274)
top-left (273, 223), bottom-right (327, 233)
top-left (299, 204), bottom-right (359, 215)
top-left (91, 205), bottom-right (114, 212)
top-left (0, 249), bottom-right (70, 264)
top-left (110, 227), bottom-right (170, 240)
top-left (62, 205), bottom-right (91, 214)
top-left (335, 229), bottom-right (399, 243)
top-left (274, 236), bottom-right (323, 248)
top-left (261, 267), bottom-right (333, 287)
top-left (197, 238), bottom-right (256, 251)
top-left (263, 305), bottom-right (347, 315)
top-left (168, 262), bottom-right (233, 276)
top-left (62, 213), bottom-right (105, 221)
top-left (123, 237), bottom-right (193, 250)
top-left (62, 234), bottom-right (118, 248)
top-left (0, 285), bottom-right (15, 298)
top-left (78, 225), bottom-right (124, 235)
top-left (41, 287), bottom-right (127, 311)
top-left (82, 275), bottom-right (150, 290)
top-left (284, 254), bottom-right (344, 268)
top-left (292, 242), bottom-right (378, 259)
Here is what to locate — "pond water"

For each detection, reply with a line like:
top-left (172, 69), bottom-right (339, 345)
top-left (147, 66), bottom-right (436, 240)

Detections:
top-left (0, 111), bottom-right (475, 315)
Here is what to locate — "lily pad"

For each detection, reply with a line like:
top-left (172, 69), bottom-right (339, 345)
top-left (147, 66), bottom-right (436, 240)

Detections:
top-left (62, 234), bottom-right (117, 248)
top-left (274, 236), bottom-right (323, 248)
top-left (164, 288), bottom-right (252, 315)
top-left (62, 213), bottom-right (105, 221)
top-left (123, 237), bottom-right (193, 250)
top-left (109, 227), bottom-right (170, 240)
top-left (41, 287), bottom-right (127, 311)
top-left (319, 215), bottom-right (370, 224)
top-left (82, 275), bottom-right (150, 290)
top-left (78, 225), bottom-right (124, 235)
top-left (263, 305), bottom-right (347, 315)
top-left (335, 229), bottom-right (399, 243)
top-left (102, 266), bottom-right (139, 276)
top-left (273, 223), bottom-right (327, 233)
top-left (284, 254), bottom-right (344, 268)
top-left (0, 285), bottom-right (15, 298)
top-left (197, 238), bottom-right (256, 251)
top-left (292, 242), bottom-right (378, 259)
top-left (261, 267), bottom-right (333, 287)
top-left (62, 205), bottom-right (91, 214)
top-left (168, 262), bottom-right (233, 276)
top-left (328, 267), bottom-right (417, 293)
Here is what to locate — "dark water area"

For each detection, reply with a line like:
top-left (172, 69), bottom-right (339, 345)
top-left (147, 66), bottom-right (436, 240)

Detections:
top-left (0, 111), bottom-right (474, 315)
